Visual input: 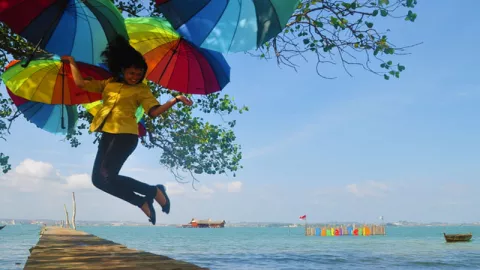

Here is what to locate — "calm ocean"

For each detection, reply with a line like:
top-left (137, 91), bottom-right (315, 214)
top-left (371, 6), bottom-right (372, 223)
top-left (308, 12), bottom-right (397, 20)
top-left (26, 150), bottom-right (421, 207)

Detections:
top-left (1, 225), bottom-right (479, 269)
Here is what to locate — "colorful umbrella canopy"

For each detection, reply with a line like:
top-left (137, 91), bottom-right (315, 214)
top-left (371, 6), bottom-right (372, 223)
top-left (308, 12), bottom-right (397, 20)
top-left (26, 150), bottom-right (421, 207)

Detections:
top-left (83, 100), bottom-right (147, 137)
top-left (7, 88), bottom-right (78, 135)
top-left (155, 0), bottom-right (299, 53)
top-left (0, 0), bottom-right (128, 65)
top-left (125, 17), bottom-right (230, 95)
top-left (1, 55), bottom-right (111, 105)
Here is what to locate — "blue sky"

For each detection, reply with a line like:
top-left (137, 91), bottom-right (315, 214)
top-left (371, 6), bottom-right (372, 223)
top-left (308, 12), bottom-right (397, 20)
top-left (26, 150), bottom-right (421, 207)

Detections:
top-left (1, 1), bottom-right (479, 224)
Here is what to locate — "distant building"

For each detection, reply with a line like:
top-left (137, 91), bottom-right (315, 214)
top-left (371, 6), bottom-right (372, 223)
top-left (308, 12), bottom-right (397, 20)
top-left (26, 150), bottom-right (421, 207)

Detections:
top-left (182, 218), bottom-right (226, 228)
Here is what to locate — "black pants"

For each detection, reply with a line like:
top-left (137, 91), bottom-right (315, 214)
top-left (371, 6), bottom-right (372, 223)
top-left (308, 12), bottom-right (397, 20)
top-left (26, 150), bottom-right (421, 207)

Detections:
top-left (91, 132), bottom-right (156, 208)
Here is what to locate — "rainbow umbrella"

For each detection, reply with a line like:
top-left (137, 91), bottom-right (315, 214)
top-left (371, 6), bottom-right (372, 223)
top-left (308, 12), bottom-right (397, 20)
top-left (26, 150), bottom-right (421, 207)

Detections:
top-left (125, 17), bottom-right (230, 95)
top-left (0, 0), bottom-right (128, 66)
top-left (1, 55), bottom-right (110, 105)
top-left (156, 0), bottom-right (299, 53)
top-left (7, 89), bottom-right (78, 134)
top-left (83, 100), bottom-right (147, 137)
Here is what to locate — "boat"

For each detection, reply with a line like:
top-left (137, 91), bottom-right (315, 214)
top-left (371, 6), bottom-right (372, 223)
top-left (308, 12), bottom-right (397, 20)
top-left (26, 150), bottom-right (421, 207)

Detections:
top-left (0, 225), bottom-right (6, 230)
top-left (180, 218), bottom-right (226, 228)
top-left (443, 233), bottom-right (472, 242)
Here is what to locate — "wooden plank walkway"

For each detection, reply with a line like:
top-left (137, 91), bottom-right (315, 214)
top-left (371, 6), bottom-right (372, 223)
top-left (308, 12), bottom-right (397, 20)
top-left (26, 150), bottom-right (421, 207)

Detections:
top-left (24, 227), bottom-right (206, 270)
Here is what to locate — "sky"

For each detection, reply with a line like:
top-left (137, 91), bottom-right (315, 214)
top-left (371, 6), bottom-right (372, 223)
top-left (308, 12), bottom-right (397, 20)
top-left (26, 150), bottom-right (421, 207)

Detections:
top-left (1, 2), bottom-right (479, 225)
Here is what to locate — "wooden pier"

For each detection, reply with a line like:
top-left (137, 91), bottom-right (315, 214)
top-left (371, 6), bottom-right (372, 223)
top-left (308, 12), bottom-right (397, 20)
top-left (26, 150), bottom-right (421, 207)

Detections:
top-left (24, 227), bottom-right (206, 269)
top-left (305, 224), bottom-right (386, 236)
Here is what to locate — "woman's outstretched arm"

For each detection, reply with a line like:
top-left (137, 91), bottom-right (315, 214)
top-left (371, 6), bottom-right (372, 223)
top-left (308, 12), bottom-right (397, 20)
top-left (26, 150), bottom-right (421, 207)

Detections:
top-left (139, 88), bottom-right (193, 118)
top-left (61, 56), bottom-right (86, 88)
top-left (148, 96), bottom-right (193, 118)
top-left (61, 55), bottom-right (107, 93)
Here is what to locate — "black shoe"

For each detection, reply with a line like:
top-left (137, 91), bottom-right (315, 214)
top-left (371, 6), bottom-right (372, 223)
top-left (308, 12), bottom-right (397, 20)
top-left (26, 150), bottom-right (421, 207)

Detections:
top-left (147, 199), bottom-right (156, 225)
top-left (156, 184), bottom-right (170, 214)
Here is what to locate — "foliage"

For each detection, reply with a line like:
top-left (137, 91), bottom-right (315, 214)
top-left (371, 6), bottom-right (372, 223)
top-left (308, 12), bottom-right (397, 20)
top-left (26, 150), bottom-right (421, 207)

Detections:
top-left (256, 0), bottom-right (418, 80)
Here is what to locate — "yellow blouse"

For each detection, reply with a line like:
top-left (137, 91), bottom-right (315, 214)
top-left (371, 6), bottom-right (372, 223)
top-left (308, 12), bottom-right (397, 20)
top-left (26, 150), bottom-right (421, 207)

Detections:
top-left (82, 78), bottom-right (159, 135)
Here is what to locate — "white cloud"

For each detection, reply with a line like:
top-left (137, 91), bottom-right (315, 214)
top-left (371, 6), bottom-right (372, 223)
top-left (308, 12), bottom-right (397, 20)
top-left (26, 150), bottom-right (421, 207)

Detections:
top-left (15, 159), bottom-right (58, 179)
top-left (165, 181), bottom-right (186, 195)
top-left (198, 186), bottom-right (214, 194)
top-left (213, 181), bottom-right (243, 193)
top-left (346, 180), bottom-right (390, 198)
top-left (227, 181), bottom-right (243, 193)
top-left (213, 182), bottom-right (226, 190)
top-left (191, 185), bottom-right (215, 199)
top-left (0, 159), bottom-right (93, 193)
top-left (64, 174), bottom-right (93, 190)
top-left (165, 181), bottom-right (216, 199)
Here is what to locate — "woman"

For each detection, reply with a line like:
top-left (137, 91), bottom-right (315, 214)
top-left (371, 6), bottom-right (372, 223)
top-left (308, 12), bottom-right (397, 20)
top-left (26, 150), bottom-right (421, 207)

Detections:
top-left (62, 36), bottom-right (193, 225)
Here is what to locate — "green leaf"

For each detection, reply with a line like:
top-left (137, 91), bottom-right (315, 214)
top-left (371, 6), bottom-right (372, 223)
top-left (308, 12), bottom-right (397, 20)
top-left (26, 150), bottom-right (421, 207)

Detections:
top-left (378, 0), bottom-right (390, 6)
top-left (0, 153), bottom-right (11, 174)
top-left (313, 20), bottom-right (323, 28)
top-left (384, 48), bottom-right (395, 54)
top-left (405, 10), bottom-right (417, 22)
top-left (380, 10), bottom-right (388, 17)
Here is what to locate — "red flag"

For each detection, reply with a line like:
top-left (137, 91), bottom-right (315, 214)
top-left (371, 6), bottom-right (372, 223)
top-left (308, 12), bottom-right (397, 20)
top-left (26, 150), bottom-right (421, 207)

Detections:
top-left (299, 215), bottom-right (307, 220)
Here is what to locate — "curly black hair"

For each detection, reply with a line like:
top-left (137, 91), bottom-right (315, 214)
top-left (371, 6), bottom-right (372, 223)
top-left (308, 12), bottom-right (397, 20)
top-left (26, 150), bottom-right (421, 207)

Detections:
top-left (101, 35), bottom-right (148, 84)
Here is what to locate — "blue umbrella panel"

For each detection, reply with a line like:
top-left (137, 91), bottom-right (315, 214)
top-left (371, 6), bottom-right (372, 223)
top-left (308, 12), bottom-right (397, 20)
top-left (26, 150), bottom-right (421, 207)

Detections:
top-left (7, 89), bottom-right (78, 135)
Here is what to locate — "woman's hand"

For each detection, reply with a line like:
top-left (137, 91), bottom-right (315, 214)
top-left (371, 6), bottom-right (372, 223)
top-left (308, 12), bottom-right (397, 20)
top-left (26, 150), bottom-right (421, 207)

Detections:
top-left (60, 55), bottom-right (85, 87)
top-left (175, 95), bottom-right (193, 106)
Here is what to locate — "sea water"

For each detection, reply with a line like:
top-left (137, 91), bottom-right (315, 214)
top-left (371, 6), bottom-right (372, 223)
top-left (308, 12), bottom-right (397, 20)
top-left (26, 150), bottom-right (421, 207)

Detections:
top-left (1, 225), bottom-right (479, 269)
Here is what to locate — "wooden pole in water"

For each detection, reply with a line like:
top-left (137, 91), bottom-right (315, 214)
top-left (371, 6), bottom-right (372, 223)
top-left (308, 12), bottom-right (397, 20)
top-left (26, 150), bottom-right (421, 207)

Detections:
top-left (63, 204), bottom-right (70, 229)
top-left (71, 192), bottom-right (76, 230)
top-left (304, 217), bottom-right (308, 236)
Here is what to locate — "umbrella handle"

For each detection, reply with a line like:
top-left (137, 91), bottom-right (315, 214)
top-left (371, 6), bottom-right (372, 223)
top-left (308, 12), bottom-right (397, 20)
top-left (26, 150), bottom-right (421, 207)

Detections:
top-left (61, 62), bottom-right (66, 130)
top-left (21, 37), bottom-right (44, 68)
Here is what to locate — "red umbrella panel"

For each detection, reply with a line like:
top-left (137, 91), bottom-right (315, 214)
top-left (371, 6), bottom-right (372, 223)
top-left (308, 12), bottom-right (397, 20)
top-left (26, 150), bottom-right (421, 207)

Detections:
top-left (126, 17), bottom-right (230, 95)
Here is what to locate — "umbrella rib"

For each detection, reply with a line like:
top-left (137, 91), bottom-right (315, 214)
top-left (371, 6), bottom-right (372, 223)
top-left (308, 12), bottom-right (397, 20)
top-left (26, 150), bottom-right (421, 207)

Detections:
top-left (197, 1), bottom-right (230, 47)
top-left (227, 0), bottom-right (243, 52)
top-left (76, 3), bottom-right (96, 65)
top-left (195, 48), bottom-right (207, 94)
top-left (131, 37), bottom-right (178, 51)
top-left (254, 0), bottom-right (283, 47)
top-left (203, 50), bottom-right (228, 91)
top-left (15, 102), bottom-right (41, 120)
top-left (83, 0), bottom-right (128, 40)
top-left (17, 63), bottom-right (59, 102)
top-left (156, 39), bottom-right (181, 86)
top-left (168, 0), bottom-right (211, 27)
top-left (267, 0), bottom-right (282, 40)
top-left (208, 49), bottom-right (230, 88)
top-left (67, 2), bottom-right (103, 21)
top-left (184, 43), bottom-right (192, 94)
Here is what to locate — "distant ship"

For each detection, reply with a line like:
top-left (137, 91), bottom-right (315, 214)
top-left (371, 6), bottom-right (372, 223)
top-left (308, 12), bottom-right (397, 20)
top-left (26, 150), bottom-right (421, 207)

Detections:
top-left (180, 218), bottom-right (226, 228)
